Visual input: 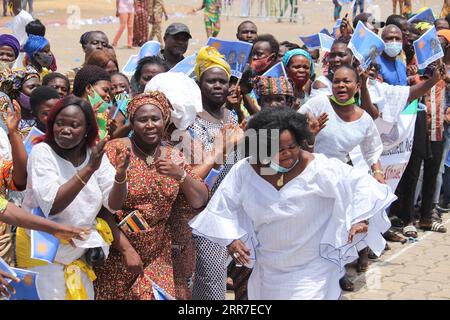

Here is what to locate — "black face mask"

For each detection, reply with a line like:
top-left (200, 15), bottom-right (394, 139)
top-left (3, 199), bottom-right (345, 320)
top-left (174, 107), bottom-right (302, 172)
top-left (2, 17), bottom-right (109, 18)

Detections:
top-left (34, 52), bottom-right (53, 68)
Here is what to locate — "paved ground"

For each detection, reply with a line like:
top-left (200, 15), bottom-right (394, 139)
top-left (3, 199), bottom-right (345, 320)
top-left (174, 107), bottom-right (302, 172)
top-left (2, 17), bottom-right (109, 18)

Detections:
top-left (342, 212), bottom-right (450, 300)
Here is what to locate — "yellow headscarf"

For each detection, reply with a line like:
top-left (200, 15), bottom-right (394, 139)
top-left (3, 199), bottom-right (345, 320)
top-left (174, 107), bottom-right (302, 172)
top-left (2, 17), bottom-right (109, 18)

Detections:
top-left (195, 46), bottom-right (231, 80)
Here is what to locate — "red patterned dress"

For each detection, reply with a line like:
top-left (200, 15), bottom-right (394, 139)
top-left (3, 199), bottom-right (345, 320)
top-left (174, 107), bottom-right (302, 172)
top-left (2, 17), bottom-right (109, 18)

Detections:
top-left (94, 139), bottom-right (200, 300)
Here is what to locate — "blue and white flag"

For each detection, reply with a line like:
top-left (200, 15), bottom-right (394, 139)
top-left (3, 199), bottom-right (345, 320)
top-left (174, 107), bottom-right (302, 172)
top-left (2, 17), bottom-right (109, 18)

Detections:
top-left (408, 8), bottom-right (436, 24)
top-left (299, 34), bottom-right (321, 50)
top-left (122, 41), bottom-right (161, 76)
top-left (206, 37), bottom-right (253, 78)
top-left (333, 19), bottom-right (342, 38)
top-left (30, 207), bottom-right (60, 263)
top-left (348, 21), bottom-right (385, 69)
top-left (263, 62), bottom-right (287, 78)
top-left (0, 258), bottom-right (17, 284)
top-left (319, 28), bottom-right (332, 37)
top-left (23, 126), bottom-right (44, 155)
top-left (144, 274), bottom-right (175, 300)
top-left (413, 26), bottom-right (444, 70)
top-left (8, 268), bottom-right (40, 300)
top-left (319, 33), bottom-right (335, 52)
top-left (169, 53), bottom-right (197, 75)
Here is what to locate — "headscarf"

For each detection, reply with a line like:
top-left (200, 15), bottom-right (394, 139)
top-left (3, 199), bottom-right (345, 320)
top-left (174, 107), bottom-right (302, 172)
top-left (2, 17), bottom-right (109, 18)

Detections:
top-left (194, 46), bottom-right (231, 80)
top-left (253, 76), bottom-right (294, 97)
top-left (0, 34), bottom-right (20, 58)
top-left (281, 48), bottom-right (315, 77)
top-left (437, 29), bottom-right (450, 43)
top-left (23, 35), bottom-right (49, 58)
top-left (127, 91), bottom-right (172, 130)
top-left (145, 72), bottom-right (202, 130)
top-left (0, 66), bottom-right (40, 99)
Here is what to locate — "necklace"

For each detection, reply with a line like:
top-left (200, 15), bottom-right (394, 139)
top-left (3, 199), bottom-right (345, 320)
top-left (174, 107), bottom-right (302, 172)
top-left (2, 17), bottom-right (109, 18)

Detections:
top-left (276, 174), bottom-right (284, 187)
top-left (131, 138), bottom-right (158, 166)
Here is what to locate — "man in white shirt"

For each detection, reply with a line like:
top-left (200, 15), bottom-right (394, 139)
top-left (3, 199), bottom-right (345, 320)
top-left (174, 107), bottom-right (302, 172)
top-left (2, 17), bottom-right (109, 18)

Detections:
top-left (11, 0), bottom-right (33, 46)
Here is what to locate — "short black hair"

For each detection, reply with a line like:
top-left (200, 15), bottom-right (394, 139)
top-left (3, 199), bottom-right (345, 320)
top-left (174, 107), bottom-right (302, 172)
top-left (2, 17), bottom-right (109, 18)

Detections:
top-left (280, 41), bottom-right (301, 50)
top-left (42, 72), bottom-right (70, 92)
top-left (446, 13), bottom-right (450, 27)
top-left (73, 65), bottom-right (111, 97)
top-left (30, 85), bottom-right (60, 117)
top-left (133, 56), bottom-right (169, 82)
top-left (79, 30), bottom-right (107, 48)
top-left (25, 19), bottom-right (46, 36)
top-left (385, 14), bottom-right (407, 30)
top-left (244, 107), bottom-right (312, 161)
top-left (111, 72), bottom-right (130, 85)
top-left (237, 20), bottom-right (257, 32)
top-left (255, 34), bottom-right (279, 57)
top-left (333, 64), bottom-right (360, 83)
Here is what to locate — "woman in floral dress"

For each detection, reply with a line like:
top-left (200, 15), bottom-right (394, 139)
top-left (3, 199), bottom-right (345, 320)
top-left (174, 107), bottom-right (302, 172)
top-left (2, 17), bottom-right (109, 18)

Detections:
top-left (94, 91), bottom-right (209, 300)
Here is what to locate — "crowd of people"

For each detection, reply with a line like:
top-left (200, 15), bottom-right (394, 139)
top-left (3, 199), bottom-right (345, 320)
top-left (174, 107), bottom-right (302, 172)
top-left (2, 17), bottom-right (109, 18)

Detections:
top-left (0, 0), bottom-right (450, 300)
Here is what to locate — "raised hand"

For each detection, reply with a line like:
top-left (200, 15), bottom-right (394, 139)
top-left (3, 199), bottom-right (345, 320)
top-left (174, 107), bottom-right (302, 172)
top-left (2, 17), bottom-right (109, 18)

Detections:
top-left (6, 100), bottom-right (21, 133)
top-left (87, 136), bottom-right (109, 172)
top-left (114, 145), bottom-right (131, 176)
top-left (308, 112), bottom-right (328, 136)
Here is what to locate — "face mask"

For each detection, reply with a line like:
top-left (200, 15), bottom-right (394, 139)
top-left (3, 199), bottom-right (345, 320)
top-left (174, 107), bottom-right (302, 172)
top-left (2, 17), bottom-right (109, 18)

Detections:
top-left (330, 95), bottom-right (356, 107)
top-left (0, 60), bottom-right (14, 71)
top-left (269, 158), bottom-right (299, 173)
top-left (251, 54), bottom-right (274, 73)
top-left (369, 78), bottom-right (378, 86)
top-left (88, 86), bottom-right (112, 114)
top-left (384, 42), bottom-right (403, 58)
top-left (19, 92), bottom-right (31, 110)
top-left (34, 52), bottom-right (53, 68)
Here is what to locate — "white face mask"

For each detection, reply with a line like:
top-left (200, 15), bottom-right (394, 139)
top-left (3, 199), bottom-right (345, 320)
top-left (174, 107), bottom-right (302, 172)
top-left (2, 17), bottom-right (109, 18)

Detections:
top-left (384, 41), bottom-right (403, 58)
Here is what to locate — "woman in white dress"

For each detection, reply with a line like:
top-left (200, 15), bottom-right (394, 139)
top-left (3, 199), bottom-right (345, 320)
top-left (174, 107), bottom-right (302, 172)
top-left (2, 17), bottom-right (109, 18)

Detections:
top-left (189, 108), bottom-right (395, 299)
top-left (19, 95), bottom-right (130, 300)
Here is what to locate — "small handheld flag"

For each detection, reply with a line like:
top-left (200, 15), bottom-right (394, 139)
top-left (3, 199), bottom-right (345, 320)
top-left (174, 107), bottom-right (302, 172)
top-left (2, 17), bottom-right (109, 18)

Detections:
top-left (169, 53), bottom-right (198, 76)
top-left (263, 62), bottom-right (287, 78)
top-left (206, 37), bottom-right (253, 78)
top-left (408, 8), bottom-right (436, 24)
top-left (0, 257), bottom-right (17, 284)
top-left (413, 26), bottom-right (444, 70)
top-left (30, 207), bottom-right (60, 263)
top-left (8, 268), bottom-right (40, 300)
top-left (23, 126), bottom-right (44, 155)
top-left (122, 41), bottom-right (161, 76)
top-left (319, 33), bottom-right (336, 52)
top-left (348, 21), bottom-right (385, 69)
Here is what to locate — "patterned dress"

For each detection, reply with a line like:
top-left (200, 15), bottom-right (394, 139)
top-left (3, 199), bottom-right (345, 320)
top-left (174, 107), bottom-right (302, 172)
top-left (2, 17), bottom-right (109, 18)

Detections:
top-left (94, 139), bottom-right (201, 300)
top-left (0, 158), bottom-right (17, 266)
top-left (204, 0), bottom-right (221, 38)
top-left (133, 0), bottom-right (149, 47)
top-left (187, 108), bottom-right (239, 300)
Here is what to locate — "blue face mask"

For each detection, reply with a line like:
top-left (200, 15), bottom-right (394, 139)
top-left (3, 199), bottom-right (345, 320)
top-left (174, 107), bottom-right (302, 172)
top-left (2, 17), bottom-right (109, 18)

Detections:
top-left (269, 159), bottom-right (299, 173)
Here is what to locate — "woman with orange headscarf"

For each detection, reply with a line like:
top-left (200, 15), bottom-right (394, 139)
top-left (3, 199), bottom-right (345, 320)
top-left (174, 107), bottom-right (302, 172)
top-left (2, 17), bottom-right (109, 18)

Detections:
top-left (94, 91), bottom-right (209, 299)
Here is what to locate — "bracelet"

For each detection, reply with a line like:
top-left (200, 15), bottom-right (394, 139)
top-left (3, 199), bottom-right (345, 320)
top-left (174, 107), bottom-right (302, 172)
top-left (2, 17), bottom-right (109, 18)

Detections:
top-left (75, 171), bottom-right (87, 186)
top-left (114, 173), bottom-right (127, 184)
top-left (372, 170), bottom-right (384, 175)
top-left (178, 170), bottom-right (187, 184)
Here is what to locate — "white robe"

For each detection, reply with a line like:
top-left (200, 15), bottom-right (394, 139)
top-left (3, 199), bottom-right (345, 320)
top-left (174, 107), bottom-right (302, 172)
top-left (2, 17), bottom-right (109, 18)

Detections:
top-left (189, 154), bottom-right (396, 300)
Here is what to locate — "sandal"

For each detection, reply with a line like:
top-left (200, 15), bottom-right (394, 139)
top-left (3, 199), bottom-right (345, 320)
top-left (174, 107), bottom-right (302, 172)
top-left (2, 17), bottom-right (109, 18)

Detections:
top-left (368, 248), bottom-right (378, 259)
top-left (402, 225), bottom-right (418, 238)
top-left (383, 229), bottom-right (408, 243)
top-left (419, 221), bottom-right (447, 233)
top-left (339, 275), bottom-right (354, 292)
